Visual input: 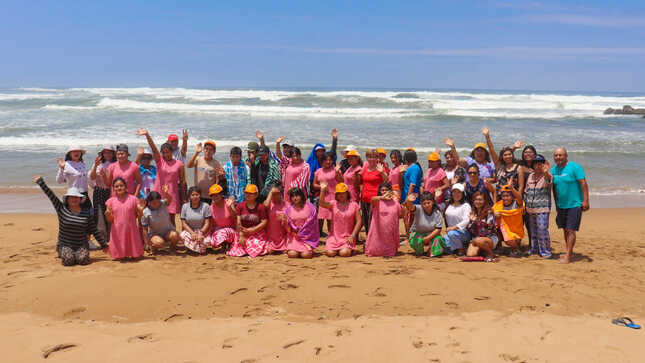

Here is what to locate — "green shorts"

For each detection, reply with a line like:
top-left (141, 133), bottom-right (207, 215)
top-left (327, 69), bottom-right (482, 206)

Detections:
top-left (409, 232), bottom-right (446, 256)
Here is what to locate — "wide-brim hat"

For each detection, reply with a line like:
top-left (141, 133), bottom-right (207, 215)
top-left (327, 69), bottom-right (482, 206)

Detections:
top-left (64, 187), bottom-right (86, 201)
top-left (66, 145), bottom-right (86, 154)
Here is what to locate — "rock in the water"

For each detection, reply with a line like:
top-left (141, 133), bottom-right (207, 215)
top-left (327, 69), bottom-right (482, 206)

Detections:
top-left (603, 105), bottom-right (645, 116)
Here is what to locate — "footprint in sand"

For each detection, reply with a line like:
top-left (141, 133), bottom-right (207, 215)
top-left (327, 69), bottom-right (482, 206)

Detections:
top-left (328, 284), bottom-right (350, 289)
top-left (222, 337), bottom-right (238, 349)
top-left (279, 283), bottom-right (298, 290)
top-left (445, 302), bottom-right (459, 309)
top-left (127, 333), bottom-right (158, 343)
top-left (42, 343), bottom-right (77, 359)
top-left (499, 353), bottom-right (523, 361)
top-left (230, 288), bottom-right (248, 295)
top-left (62, 307), bottom-right (86, 319)
top-left (367, 287), bottom-right (387, 297)
top-left (283, 339), bottom-right (306, 349)
top-left (412, 340), bottom-right (424, 349)
top-left (335, 328), bottom-right (351, 337)
top-left (474, 296), bottom-right (490, 301)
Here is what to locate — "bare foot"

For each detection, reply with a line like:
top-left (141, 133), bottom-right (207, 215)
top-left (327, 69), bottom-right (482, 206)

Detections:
top-left (558, 254), bottom-right (571, 264)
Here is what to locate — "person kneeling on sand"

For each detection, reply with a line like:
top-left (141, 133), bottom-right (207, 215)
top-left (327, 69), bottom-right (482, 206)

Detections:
top-left (467, 191), bottom-right (498, 259)
top-left (493, 183), bottom-right (525, 257)
top-left (404, 192), bottom-right (445, 257)
top-left (319, 182), bottom-right (362, 257)
top-left (141, 185), bottom-right (180, 254)
top-left (229, 184), bottom-right (270, 258)
top-left (180, 186), bottom-right (213, 254)
top-left (284, 187), bottom-right (319, 259)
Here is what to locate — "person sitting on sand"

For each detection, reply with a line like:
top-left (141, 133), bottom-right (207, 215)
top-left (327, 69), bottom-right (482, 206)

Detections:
top-left (493, 183), bottom-right (525, 257)
top-left (443, 183), bottom-right (472, 256)
top-left (208, 184), bottom-right (238, 251)
top-left (105, 177), bottom-right (144, 260)
top-left (56, 145), bottom-right (92, 210)
top-left (365, 182), bottom-right (402, 257)
top-left (180, 186), bottom-right (213, 254)
top-left (551, 147), bottom-right (590, 264)
top-left (103, 144), bottom-right (142, 197)
top-left (319, 182), bottom-right (362, 257)
top-left (33, 175), bottom-right (107, 266)
top-left (467, 191), bottom-right (498, 259)
top-left (404, 192), bottom-right (444, 257)
top-left (140, 186), bottom-right (180, 254)
top-left (284, 187), bottom-right (319, 259)
top-left (264, 182), bottom-right (288, 253)
top-left (524, 154), bottom-right (553, 258)
top-left (229, 184), bottom-right (270, 258)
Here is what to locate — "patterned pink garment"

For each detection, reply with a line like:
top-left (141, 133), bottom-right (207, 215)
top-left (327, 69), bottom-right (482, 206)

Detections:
top-left (284, 161), bottom-right (310, 201)
top-left (314, 166), bottom-right (338, 220)
top-left (211, 227), bottom-right (238, 247)
top-left (227, 231), bottom-right (270, 258)
top-left (153, 158), bottom-right (184, 214)
top-left (325, 200), bottom-right (359, 251)
top-left (343, 165), bottom-right (363, 202)
top-left (365, 199), bottom-right (402, 257)
top-left (181, 231), bottom-right (213, 254)
top-left (285, 203), bottom-right (313, 252)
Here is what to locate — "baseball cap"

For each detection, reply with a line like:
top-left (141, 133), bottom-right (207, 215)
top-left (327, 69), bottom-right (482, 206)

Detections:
top-left (244, 184), bottom-right (258, 193)
top-left (346, 150), bottom-right (360, 157)
top-left (335, 183), bottom-right (349, 193)
top-left (209, 184), bottom-right (223, 195)
top-left (451, 183), bottom-right (465, 192)
top-left (473, 142), bottom-right (487, 151)
top-left (377, 148), bottom-right (387, 155)
top-left (257, 145), bottom-right (269, 156)
top-left (168, 134), bottom-right (179, 142)
top-left (116, 144), bottom-right (129, 153)
top-left (533, 154), bottom-right (546, 163)
top-left (204, 140), bottom-right (216, 149)
top-left (247, 141), bottom-right (259, 152)
top-left (427, 152), bottom-right (440, 161)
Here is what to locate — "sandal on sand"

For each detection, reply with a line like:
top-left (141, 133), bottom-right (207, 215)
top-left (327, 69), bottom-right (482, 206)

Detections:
top-left (612, 317), bottom-right (641, 329)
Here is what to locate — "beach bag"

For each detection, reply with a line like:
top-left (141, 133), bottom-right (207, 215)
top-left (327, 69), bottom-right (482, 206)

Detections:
top-left (430, 236), bottom-right (447, 257)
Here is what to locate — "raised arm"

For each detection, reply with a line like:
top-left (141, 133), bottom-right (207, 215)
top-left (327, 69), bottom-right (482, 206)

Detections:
top-left (55, 157), bottom-right (67, 184)
top-left (187, 143), bottom-right (202, 168)
top-left (89, 155), bottom-right (101, 181)
top-left (404, 193), bottom-right (417, 213)
top-left (482, 127), bottom-right (500, 167)
top-left (181, 129), bottom-right (188, 159)
top-left (330, 128), bottom-right (338, 160)
top-left (34, 175), bottom-right (63, 212)
top-left (256, 130), bottom-right (266, 147)
top-left (275, 136), bottom-right (285, 159)
top-left (444, 137), bottom-right (467, 168)
top-left (136, 128), bottom-right (160, 165)
top-left (134, 147), bottom-right (144, 165)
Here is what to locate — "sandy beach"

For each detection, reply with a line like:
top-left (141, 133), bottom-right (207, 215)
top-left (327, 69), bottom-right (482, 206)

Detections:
top-left (1, 207), bottom-right (644, 362)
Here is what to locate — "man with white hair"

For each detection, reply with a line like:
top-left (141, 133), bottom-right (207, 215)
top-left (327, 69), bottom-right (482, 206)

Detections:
top-left (551, 147), bottom-right (589, 264)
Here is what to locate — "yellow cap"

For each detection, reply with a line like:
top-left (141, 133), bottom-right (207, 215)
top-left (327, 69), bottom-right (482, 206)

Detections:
top-left (204, 140), bottom-right (216, 148)
top-left (244, 184), bottom-right (258, 193)
top-left (376, 147), bottom-right (387, 155)
top-left (427, 152), bottom-right (440, 161)
top-left (501, 184), bottom-right (513, 193)
top-left (473, 142), bottom-right (487, 151)
top-left (209, 184), bottom-right (223, 195)
top-left (346, 150), bottom-right (360, 157)
top-left (335, 183), bottom-right (349, 193)
top-left (406, 147), bottom-right (416, 152)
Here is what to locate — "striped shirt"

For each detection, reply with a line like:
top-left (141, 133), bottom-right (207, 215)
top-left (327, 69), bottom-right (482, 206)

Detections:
top-left (37, 178), bottom-right (106, 251)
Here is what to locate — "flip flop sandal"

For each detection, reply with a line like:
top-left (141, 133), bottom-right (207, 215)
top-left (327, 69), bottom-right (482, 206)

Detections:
top-left (612, 317), bottom-right (641, 329)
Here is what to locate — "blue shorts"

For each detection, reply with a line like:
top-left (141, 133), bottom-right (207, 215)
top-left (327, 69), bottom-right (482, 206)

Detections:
top-left (556, 207), bottom-right (582, 231)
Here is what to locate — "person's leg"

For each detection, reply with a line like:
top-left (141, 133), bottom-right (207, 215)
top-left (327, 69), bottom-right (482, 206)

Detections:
top-left (505, 239), bottom-right (520, 255)
top-left (287, 250), bottom-right (300, 258)
top-left (300, 250), bottom-right (313, 259)
top-left (560, 230), bottom-right (576, 264)
top-left (325, 250), bottom-right (338, 257)
top-left (338, 248), bottom-right (353, 257)
top-left (75, 246), bottom-right (90, 265)
top-left (537, 212), bottom-right (552, 258)
top-left (169, 213), bottom-right (176, 228)
top-left (166, 230), bottom-right (180, 248)
top-left (150, 235), bottom-right (165, 252)
top-left (361, 202), bottom-right (371, 235)
top-left (527, 214), bottom-right (540, 255)
top-left (59, 246), bottom-right (76, 266)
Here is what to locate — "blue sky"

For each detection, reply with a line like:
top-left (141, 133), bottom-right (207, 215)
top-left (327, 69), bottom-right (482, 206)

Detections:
top-left (2, 0), bottom-right (645, 92)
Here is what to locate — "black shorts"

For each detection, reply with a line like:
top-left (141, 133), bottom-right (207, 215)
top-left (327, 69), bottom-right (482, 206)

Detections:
top-left (556, 206), bottom-right (582, 231)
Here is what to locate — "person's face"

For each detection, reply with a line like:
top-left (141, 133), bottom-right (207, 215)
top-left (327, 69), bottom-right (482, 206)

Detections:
top-left (390, 154), bottom-right (400, 165)
top-left (451, 189), bottom-right (463, 203)
top-left (343, 150), bottom-right (349, 159)
top-left (161, 147), bottom-right (173, 161)
top-left (271, 188), bottom-right (283, 203)
top-left (189, 191), bottom-right (201, 205)
top-left (247, 151), bottom-right (256, 160)
top-left (474, 148), bottom-right (486, 162)
top-left (283, 145), bottom-right (293, 157)
top-left (148, 198), bottom-right (161, 210)
top-left (316, 148), bottom-right (325, 159)
top-left (534, 161), bottom-right (545, 173)
top-left (445, 152), bottom-right (456, 166)
top-left (204, 145), bottom-right (215, 159)
top-left (290, 193), bottom-right (303, 206)
top-left (170, 140), bottom-right (179, 149)
top-left (260, 153), bottom-right (269, 163)
top-left (245, 192), bottom-right (257, 203)
top-left (116, 150), bottom-right (128, 162)
top-left (113, 180), bottom-right (127, 196)
top-left (554, 149), bottom-right (567, 167)
top-left (523, 148), bottom-right (535, 163)
top-left (141, 155), bottom-right (152, 167)
top-left (211, 192), bottom-right (223, 203)
top-left (291, 153), bottom-right (302, 163)
top-left (502, 150), bottom-right (514, 164)
top-left (502, 192), bottom-right (513, 205)
top-left (336, 191), bottom-right (349, 203)
top-left (428, 160), bottom-right (441, 169)
top-left (323, 156), bottom-right (333, 168)
top-left (69, 151), bottom-right (82, 162)
top-left (102, 150), bottom-right (114, 161)
top-left (348, 155), bottom-right (359, 167)
top-left (468, 168), bottom-right (479, 181)
top-left (473, 195), bottom-right (485, 209)
top-left (367, 153), bottom-right (378, 167)
top-left (379, 186), bottom-right (390, 196)
top-left (378, 154), bottom-right (386, 163)
top-left (421, 199), bottom-right (435, 214)
top-left (67, 196), bottom-right (82, 208)
top-left (230, 154), bottom-right (242, 165)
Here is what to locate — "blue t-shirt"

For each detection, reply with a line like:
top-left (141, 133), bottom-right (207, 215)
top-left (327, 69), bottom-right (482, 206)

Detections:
top-left (466, 156), bottom-right (496, 180)
top-left (402, 163), bottom-right (423, 203)
top-left (139, 165), bottom-right (157, 199)
top-left (551, 161), bottom-right (586, 209)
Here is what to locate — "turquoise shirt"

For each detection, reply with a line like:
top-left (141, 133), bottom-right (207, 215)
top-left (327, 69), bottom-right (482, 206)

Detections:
top-left (551, 161), bottom-right (585, 209)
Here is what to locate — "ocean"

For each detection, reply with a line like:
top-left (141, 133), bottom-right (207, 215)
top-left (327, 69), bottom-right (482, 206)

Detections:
top-left (1, 87), bottom-right (644, 202)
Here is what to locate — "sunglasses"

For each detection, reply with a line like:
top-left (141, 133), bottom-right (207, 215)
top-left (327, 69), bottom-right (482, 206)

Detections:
top-left (468, 171), bottom-right (478, 175)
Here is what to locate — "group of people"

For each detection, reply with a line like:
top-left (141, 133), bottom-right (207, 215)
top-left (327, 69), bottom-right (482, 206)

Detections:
top-left (36, 126), bottom-right (589, 266)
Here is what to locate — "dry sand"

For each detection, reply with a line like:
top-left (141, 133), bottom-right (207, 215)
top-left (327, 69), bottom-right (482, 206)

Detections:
top-left (1, 208), bottom-right (644, 362)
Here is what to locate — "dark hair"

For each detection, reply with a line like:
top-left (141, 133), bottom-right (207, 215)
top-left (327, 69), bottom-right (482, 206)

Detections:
top-left (471, 191), bottom-right (491, 218)
top-left (146, 191), bottom-right (162, 203)
top-left (521, 145), bottom-right (537, 168)
top-left (230, 146), bottom-right (242, 156)
top-left (188, 186), bottom-right (201, 197)
top-left (470, 146), bottom-right (490, 162)
top-left (288, 187), bottom-right (306, 204)
top-left (324, 151), bottom-right (335, 163)
top-left (467, 163), bottom-right (480, 174)
top-left (377, 181), bottom-right (393, 196)
top-left (403, 150), bottom-right (417, 164)
top-left (292, 147), bottom-right (302, 157)
top-left (65, 151), bottom-right (84, 163)
top-left (419, 192), bottom-right (438, 214)
top-left (160, 143), bottom-right (173, 153)
top-left (271, 181), bottom-right (284, 194)
top-left (498, 147), bottom-right (517, 168)
top-left (99, 149), bottom-right (116, 163)
top-left (390, 149), bottom-right (402, 163)
top-left (112, 177), bottom-right (127, 188)
top-left (450, 188), bottom-right (465, 205)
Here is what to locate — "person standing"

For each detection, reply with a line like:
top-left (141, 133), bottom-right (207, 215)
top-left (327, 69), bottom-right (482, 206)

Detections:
top-left (524, 154), bottom-right (553, 258)
top-left (167, 130), bottom-right (188, 164)
top-left (283, 147), bottom-right (310, 202)
top-left (248, 145), bottom-right (280, 203)
top-left (551, 147), bottom-right (589, 264)
top-left (103, 144), bottom-right (142, 197)
top-left (187, 140), bottom-right (225, 204)
top-left (89, 145), bottom-right (116, 242)
top-left (56, 146), bottom-right (91, 210)
top-left (224, 147), bottom-right (248, 203)
top-left (359, 149), bottom-right (388, 234)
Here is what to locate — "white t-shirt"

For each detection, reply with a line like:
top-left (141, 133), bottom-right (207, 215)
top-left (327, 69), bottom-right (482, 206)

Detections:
top-left (444, 203), bottom-right (472, 231)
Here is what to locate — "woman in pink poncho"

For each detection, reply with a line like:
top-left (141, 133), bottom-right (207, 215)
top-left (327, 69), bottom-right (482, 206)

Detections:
top-left (319, 182), bottom-right (362, 257)
top-left (313, 152), bottom-right (338, 235)
top-left (284, 187), bottom-right (319, 259)
top-left (283, 147), bottom-right (310, 202)
top-left (208, 184), bottom-right (239, 251)
top-left (365, 182), bottom-right (403, 257)
top-left (105, 177), bottom-right (145, 259)
top-left (264, 182), bottom-right (288, 252)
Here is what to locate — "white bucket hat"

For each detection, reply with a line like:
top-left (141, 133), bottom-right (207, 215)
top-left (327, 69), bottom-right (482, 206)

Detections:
top-left (451, 183), bottom-right (465, 192)
top-left (64, 187), bottom-right (86, 201)
top-left (66, 145), bottom-right (86, 154)
top-left (102, 144), bottom-right (115, 152)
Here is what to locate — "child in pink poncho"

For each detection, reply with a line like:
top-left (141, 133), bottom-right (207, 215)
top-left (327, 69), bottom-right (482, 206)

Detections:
top-left (319, 182), bottom-right (362, 257)
top-left (284, 187), bottom-right (319, 259)
top-left (365, 182), bottom-right (402, 257)
top-left (264, 183), bottom-right (288, 252)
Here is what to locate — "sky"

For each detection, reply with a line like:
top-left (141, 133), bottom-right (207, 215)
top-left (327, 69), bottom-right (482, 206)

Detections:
top-left (1, 0), bottom-right (645, 92)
